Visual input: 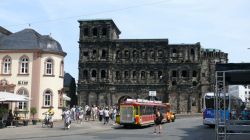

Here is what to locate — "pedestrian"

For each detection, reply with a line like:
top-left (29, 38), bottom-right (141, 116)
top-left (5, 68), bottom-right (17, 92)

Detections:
top-left (104, 107), bottom-right (110, 125)
top-left (99, 107), bottom-right (104, 122)
top-left (154, 108), bottom-right (163, 134)
top-left (78, 107), bottom-right (84, 124)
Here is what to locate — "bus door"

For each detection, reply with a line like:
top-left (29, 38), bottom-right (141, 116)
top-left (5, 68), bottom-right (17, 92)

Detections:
top-left (120, 105), bottom-right (135, 123)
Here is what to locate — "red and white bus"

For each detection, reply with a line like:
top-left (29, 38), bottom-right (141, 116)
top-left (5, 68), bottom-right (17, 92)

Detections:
top-left (116, 99), bottom-right (175, 127)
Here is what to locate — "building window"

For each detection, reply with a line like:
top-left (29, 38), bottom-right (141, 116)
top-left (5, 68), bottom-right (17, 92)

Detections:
top-left (150, 50), bottom-right (155, 59)
top-left (83, 51), bottom-right (89, 57)
top-left (116, 71), bottom-right (120, 80)
top-left (158, 50), bottom-right (163, 58)
top-left (133, 50), bottom-right (138, 58)
top-left (124, 50), bottom-right (130, 58)
top-left (19, 56), bottom-right (29, 74)
top-left (60, 61), bottom-right (64, 77)
top-left (133, 71), bottom-right (137, 78)
top-left (44, 90), bottom-right (52, 107)
top-left (84, 28), bottom-right (89, 36)
top-left (116, 50), bottom-right (121, 59)
top-left (172, 70), bottom-right (177, 77)
top-left (141, 71), bottom-right (146, 79)
top-left (91, 70), bottom-right (97, 78)
top-left (150, 71), bottom-right (154, 77)
top-left (191, 48), bottom-right (195, 55)
top-left (101, 50), bottom-right (107, 59)
top-left (101, 70), bottom-right (106, 79)
top-left (45, 58), bottom-right (53, 75)
top-left (93, 28), bottom-right (98, 36)
top-left (17, 88), bottom-right (28, 110)
top-left (2, 56), bottom-right (11, 74)
top-left (192, 71), bottom-right (197, 77)
top-left (141, 50), bottom-right (146, 58)
top-left (102, 28), bottom-right (107, 36)
top-left (92, 50), bottom-right (97, 56)
top-left (124, 71), bottom-right (129, 79)
top-left (181, 70), bottom-right (188, 77)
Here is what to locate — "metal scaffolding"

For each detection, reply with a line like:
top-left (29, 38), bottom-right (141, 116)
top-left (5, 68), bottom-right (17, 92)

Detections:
top-left (215, 70), bottom-right (250, 140)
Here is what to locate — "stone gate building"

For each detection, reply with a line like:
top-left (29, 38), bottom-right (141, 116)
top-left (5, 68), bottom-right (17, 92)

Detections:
top-left (77, 19), bottom-right (228, 113)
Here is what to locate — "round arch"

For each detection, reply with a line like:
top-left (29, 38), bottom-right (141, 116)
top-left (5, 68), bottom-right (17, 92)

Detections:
top-left (118, 95), bottom-right (132, 104)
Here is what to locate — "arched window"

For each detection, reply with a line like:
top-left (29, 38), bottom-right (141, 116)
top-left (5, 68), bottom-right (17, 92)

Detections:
top-left (2, 56), bottom-right (11, 74)
top-left (150, 71), bottom-right (154, 77)
top-left (124, 71), bottom-right (129, 78)
top-left (116, 50), bottom-right (121, 59)
top-left (141, 71), bottom-right (146, 79)
top-left (17, 88), bottom-right (28, 110)
top-left (116, 71), bottom-right (120, 80)
top-left (191, 48), bottom-right (195, 55)
top-left (91, 70), bottom-right (97, 78)
top-left (93, 28), bottom-right (98, 36)
top-left (101, 70), bottom-right (106, 79)
top-left (60, 61), bottom-right (64, 77)
top-left (43, 90), bottom-right (52, 107)
top-left (84, 28), bottom-right (89, 36)
top-left (192, 71), bottom-right (197, 77)
top-left (124, 50), bottom-right (130, 58)
top-left (101, 50), bottom-right (107, 58)
top-left (141, 50), bottom-right (146, 58)
top-left (158, 50), bottom-right (163, 58)
top-left (133, 50), bottom-right (138, 58)
top-left (181, 70), bottom-right (188, 77)
top-left (45, 58), bottom-right (54, 75)
top-left (83, 70), bottom-right (88, 79)
top-left (150, 50), bottom-right (155, 58)
top-left (19, 56), bottom-right (29, 74)
top-left (172, 70), bottom-right (177, 77)
top-left (133, 71), bottom-right (137, 78)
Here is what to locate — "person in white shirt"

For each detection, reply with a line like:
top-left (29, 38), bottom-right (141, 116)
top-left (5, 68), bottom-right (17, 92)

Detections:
top-left (103, 107), bottom-right (110, 125)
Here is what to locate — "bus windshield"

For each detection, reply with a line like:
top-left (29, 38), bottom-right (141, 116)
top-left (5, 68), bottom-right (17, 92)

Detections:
top-left (205, 96), bottom-right (229, 110)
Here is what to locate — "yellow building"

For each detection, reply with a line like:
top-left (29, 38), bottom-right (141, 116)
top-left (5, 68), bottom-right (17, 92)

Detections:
top-left (0, 27), bottom-right (66, 120)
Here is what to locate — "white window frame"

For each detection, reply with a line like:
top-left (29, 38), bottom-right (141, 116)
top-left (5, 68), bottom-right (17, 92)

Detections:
top-left (45, 59), bottom-right (53, 75)
top-left (20, 57), bottom-right (29, 74)
top-left (44, 90), bottom-right (52, 107)
top-left (17, 88), bottom-right (28, 110)
top-left (3, 56), bottom-right (11, 74)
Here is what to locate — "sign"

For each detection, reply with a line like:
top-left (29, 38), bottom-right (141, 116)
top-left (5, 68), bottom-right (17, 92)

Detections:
top-left (149, 91), bottom-right (156, 96)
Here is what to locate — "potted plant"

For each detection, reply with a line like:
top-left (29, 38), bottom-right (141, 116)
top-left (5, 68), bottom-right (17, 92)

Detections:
top-left (23, 108), bottom-right (29, 126)
top-left (30, 107), bottom-right (37, 125)
top-left (0, 107), bottom-right (8, 128)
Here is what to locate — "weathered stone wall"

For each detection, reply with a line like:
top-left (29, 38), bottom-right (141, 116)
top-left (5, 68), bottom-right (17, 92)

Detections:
top-left (77, 19), bottom-right (228, 113)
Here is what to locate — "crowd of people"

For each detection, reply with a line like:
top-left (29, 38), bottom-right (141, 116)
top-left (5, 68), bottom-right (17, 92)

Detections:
top-left (62, 105), bottom-right (118, 126)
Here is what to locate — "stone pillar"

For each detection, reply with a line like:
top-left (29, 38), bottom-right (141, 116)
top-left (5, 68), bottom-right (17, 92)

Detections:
top-left (96, 92), bottom-right (100, 106)
top-left (187, 93), bottom-right (191, 114)
top-left (86, 92), bottom-right (90, 106)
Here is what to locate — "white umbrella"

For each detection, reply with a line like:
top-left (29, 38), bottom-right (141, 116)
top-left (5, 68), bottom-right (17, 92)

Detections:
top-left (63, 94), bottom-right (71, 101)
top-left (0, 91), bottom-right (29, 102)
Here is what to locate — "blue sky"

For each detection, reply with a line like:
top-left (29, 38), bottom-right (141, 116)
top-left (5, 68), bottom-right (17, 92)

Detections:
top-left (1, 0), bottom-right (250, 81)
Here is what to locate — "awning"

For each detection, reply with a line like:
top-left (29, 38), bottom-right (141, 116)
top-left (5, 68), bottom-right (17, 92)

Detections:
top-left (0, 91), bottom-right (29, 102)
top-left (63, 94), bottom-right (71, 101)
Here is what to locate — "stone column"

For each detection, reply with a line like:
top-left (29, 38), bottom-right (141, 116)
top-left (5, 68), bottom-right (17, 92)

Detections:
top-left (96, 92), bottom-right (100, 106)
